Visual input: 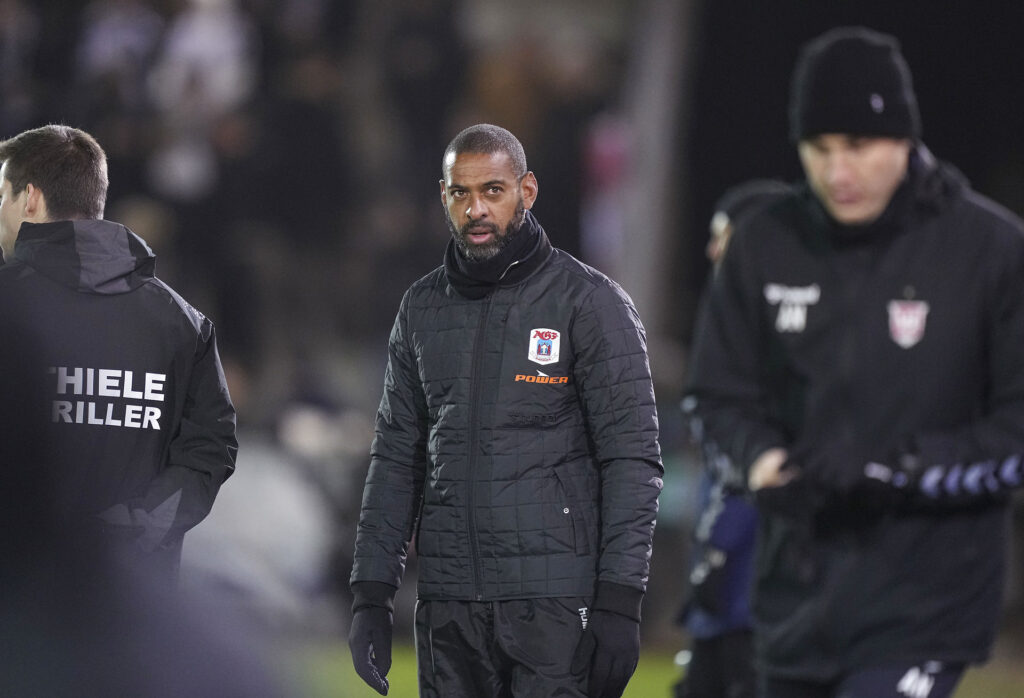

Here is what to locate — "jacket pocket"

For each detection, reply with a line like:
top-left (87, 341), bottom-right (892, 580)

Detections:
top-left (554, 467), bottom-right (593, 555)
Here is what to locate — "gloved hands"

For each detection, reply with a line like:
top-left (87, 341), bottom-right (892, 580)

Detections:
top-left (96, 496), bottom-right (177, 552)
top-left (862, 450), bottom-right (1024, 507)
top-left (752, 445), bottom-right (904, 520)
top-left (571, 582), bottom-right (642, 698)
top-left (348, 581), bottom-right (398, 696)
top-left (749, 451), bottom-right (821, 518)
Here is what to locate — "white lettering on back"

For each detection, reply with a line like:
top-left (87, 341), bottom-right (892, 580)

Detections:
top-left (47, 366), bottom-right (167, 430)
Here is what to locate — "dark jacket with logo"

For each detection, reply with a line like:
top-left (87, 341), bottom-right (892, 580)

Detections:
top-left (351, 213), bottom-right (663, 606)
top-left (686, 148), bottom-right (1024, 680)
top-left (0, 220), bottom-right (237, 564)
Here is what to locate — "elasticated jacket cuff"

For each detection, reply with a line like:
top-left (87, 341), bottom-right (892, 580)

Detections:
top-left (592, 580), bottom-right (644, 622)
top-left (351, 581), bottom-right (398, 613)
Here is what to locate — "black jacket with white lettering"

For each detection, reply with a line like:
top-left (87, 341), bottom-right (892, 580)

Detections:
top-left (0, 220), bottom-right (237, 561)
top-left (686, 147), bottom-right (1024, 679)
top-left (350, 213), bottom-right (663, 611)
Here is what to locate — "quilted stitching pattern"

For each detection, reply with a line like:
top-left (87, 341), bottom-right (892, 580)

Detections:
top-left (353, 251), bottom-right (663, 600)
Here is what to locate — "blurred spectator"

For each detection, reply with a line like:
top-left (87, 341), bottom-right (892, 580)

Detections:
top-left (580, 111), bottom-right (631, 277)
top-left (0, 0), bottom-right (41, 135)
top-left (531, 35), bottom-right (620, 260)
top-left (382, 0), bottom-right (465, 198)
top-left (75, 0), bottom-right (165, 114)
top-left (147, 0), bottom-right (259, 123)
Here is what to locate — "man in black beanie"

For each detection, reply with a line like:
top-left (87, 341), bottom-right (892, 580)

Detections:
top-left (686, 26), bottom-right (1024, 698)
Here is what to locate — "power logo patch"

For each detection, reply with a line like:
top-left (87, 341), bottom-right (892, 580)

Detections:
top-left (514, 372), bottom-right (569, 385)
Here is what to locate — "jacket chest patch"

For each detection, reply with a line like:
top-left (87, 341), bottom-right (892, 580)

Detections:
top-left (764, 283), bottom-right (820, 333)
top-left (528, 328), bottom-right (561, 365)
top-left (888, 300), bottom-right (929, 349)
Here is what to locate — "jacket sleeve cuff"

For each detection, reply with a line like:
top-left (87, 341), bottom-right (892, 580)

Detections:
top-left (592, 580), bottom-right (644, 622)
top-left (351, 581), bottom-right (398, 613)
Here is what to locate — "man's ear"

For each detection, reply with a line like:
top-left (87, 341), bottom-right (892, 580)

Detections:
top-left (22, 183), bottom-right (48, 222)
top-left (520, 172), bottom-right (538, 210)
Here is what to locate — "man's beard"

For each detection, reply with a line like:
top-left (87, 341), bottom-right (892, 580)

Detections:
top-left (449, 199), bottom-right (525, 261)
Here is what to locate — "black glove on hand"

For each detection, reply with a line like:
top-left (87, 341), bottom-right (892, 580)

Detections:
top-left (348, 582), bottom-right (397, 696)
top-left (862, 451), bottom-right (1024, 508)
top-left (571, 582), bottom-right (642, 698)
top-left (752, 458), bottom-right (825, 519)
top-left (571, 610), bottom-right (640, 698)
top-left (349, 607), bottom-right (392, 695)
top-left (851, 459), bottom-right (913, 512)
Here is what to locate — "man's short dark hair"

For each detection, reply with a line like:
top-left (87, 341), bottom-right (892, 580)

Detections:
top-left (442, 124), bottom-right (528, 179)
top-left (0, 125), bottom-right (108, 220)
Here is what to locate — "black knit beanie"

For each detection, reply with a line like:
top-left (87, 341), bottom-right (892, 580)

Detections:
top-left (789, 27), bottom-right (921, 142)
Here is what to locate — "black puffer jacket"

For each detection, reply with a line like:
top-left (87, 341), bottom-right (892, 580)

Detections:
top-left (0, 220), bottom-right (237, 557)
top-left (351, 214), bottom-right (663, 607)
top-left (687, 148), bottom-right (1024, 679)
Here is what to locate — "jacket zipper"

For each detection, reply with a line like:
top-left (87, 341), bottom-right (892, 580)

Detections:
top-left (467, 294), bottom-right (495, 600)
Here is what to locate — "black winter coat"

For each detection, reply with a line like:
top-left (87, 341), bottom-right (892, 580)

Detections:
top-left (0, 220), bottom-right (237, 561)
top-left (687, 149), bottom-right (1024, 680)
top-left (351, 216), bottom-right (663, 604)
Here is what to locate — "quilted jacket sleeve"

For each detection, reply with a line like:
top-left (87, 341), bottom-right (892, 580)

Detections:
top-left (350, 290), bottom-right (428, 588)
top-left (572, 278), bottom-right (663, 599)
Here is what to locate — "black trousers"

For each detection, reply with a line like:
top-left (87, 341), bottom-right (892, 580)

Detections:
top-left (761, 661), bottom-right (965, 698)
top-left (674, 630), bottom-right (756, 698)
top-left (414, 597), bottom-right (590, 697)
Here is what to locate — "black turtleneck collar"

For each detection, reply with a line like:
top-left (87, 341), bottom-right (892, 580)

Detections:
top-left (812, 165), bottom-right (916, 246)
top-left (444, 210), bottom-right (553, 299)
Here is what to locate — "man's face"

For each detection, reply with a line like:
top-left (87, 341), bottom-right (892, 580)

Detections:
top-left (0, 162), bottom-right (26, 262)
top-left (440, 151), bottom-right (538, 261)
top-left (798, 134), bottom-right (911, 225)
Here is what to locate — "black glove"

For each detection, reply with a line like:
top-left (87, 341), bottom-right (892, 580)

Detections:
top-left (752, 460), bottom-right (826, 519)
top-left (862, 452), bottom-right (1024, 508)
top-left (571, 582), bottom-right (642, 698)
top-left (348, 582), bottom-right (397, 696)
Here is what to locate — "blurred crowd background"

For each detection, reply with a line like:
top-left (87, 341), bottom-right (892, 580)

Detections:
top-left (3, 0), bottom-right (1023, 688)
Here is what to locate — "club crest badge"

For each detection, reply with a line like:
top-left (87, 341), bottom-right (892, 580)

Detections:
top-left (528, 328), bottom-right (560, 365)
top-left (888, 300), bottom-right (929, 349)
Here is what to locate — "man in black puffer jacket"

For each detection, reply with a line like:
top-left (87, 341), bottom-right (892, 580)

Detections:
top-left (348, 123), bottom-right (663, 697)
top-left (686, 27), bottom-right (1024, 698)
